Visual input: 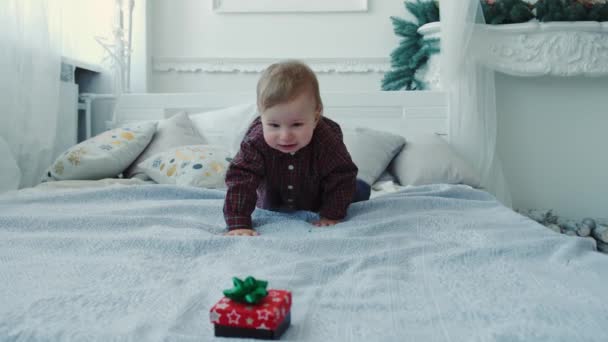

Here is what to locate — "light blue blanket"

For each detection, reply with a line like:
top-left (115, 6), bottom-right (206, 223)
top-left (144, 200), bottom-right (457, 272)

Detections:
top-left (1, 184), bottom-right (607, 341)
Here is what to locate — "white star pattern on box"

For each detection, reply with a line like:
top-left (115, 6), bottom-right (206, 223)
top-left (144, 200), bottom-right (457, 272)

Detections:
top-left (209, 290), bottom-right (291, 330)
top-left (257, 309), bottom-right (271, 321)
top-left (227, 310), bottom-right (241, 324)
top-left (209, 310), bottom-right (222, 323)
top-left (214, 302), bottom-right (229, 310)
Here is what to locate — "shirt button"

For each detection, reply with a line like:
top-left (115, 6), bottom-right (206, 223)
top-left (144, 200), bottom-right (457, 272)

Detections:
top-left (290, 152), bottom-right (295, 156)
top-left (287, 185), bottom-right (293, 190)
top-left (288, 165), bottom-right (294, 170)
top-left (287, 199), bottom-right (294, 203)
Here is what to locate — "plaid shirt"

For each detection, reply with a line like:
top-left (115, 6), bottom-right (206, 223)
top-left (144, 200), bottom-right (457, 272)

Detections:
top-left (223, 116), bottom-right (357, 230)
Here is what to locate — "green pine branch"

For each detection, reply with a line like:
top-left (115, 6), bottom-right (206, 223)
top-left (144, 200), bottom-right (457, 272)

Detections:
top-left (535, 0), bottom-right (608, 22)
top-left (481, 0), bottom-right (534, 24)
top-left (483, 0), bottom-right (608, 23)
top-left (382, 0), bottom-right (440, 91)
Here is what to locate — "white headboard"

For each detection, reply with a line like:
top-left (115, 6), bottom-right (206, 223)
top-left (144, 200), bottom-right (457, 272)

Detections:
top-left (111, 91), bottom-right (448, 137)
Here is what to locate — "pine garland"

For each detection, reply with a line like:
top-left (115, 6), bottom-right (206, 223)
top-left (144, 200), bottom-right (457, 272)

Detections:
top-left (481, 0), bottom-right (535, 24)
top-left (535, 0), bottom-right (608, 22)
top-left (382, 0), bottom-right (440, 91)
top-left (482, 0), bottom-right (608, 24)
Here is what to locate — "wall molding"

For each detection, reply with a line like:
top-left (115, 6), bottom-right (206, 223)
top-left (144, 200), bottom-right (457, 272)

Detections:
top-left (474, 21), bottom-right (608, 77)
top-left (212, 0), bottom-right (368, 13)
top-left (152, 57), bottom-right (391, 74)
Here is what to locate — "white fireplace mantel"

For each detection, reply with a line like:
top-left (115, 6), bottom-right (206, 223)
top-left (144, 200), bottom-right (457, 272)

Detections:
top-left (418, 21), bottom-right (608, 84)
top-left (473, 21), bottom-right (608, 77)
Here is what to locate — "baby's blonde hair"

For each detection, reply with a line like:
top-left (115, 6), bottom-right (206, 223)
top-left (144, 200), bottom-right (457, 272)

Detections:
top-left (257, 60), bottom-right (323, 115)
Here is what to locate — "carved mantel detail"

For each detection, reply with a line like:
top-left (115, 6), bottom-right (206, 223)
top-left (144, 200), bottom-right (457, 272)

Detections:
top-left (417, 21), bottom-right (608, 81)
top-left (474, 22), bottom-right (608, 77)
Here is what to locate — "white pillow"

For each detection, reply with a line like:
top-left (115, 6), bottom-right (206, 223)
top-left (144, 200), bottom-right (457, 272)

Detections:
top-left (123, 112), bottom-right (205, 178)
top-left (189, 103), bottom-right (258, 156)
top-left (43, 122), bottom-right (157, 181)
top-left (0, 136), bottom-right (21, 192)
top-left (343, 127), bottom-right (406, 185)
top-left (388, 133), bottom-right (481, 187)
top-left (138, 145), bottom-right (232, 188)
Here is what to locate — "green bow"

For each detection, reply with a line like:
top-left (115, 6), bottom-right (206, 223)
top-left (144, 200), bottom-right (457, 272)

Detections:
top-left (223, 276), bottom-right (268, 304)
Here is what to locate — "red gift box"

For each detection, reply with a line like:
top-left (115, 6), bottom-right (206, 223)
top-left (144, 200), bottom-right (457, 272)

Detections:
top-left (210, 289), bottom-right (292, 339)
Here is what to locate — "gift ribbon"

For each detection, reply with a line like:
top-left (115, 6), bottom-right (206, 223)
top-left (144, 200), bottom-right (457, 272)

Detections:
top-left (223, 276), bottom-right (268, 304)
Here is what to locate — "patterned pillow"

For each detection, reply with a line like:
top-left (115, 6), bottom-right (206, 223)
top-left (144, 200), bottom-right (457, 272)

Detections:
top-left (123, 112), bottom-right (206, 178)
top-left (138, 145), bottom-right (232, 188)
top-left (42, 122), bottom-right (157, 181)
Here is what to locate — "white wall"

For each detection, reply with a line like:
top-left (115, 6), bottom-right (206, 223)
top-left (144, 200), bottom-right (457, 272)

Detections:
top-left (148, 0), bottom-right (408, 92)
top-left (496, 74), bottom-right (608, 220)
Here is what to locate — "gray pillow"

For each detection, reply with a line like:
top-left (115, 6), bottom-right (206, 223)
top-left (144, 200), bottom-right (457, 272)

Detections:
top-left (343, 127), bottom-right (406, 185)
top-left (123, 112), bottom-right (206, 178)
top-left (388, 133), bottom-right (481, 187)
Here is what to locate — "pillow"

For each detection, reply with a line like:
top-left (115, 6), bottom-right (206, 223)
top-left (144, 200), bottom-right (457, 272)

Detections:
top-left (376, 170), bottom-right (396, 183)
top-left (343, 127), bottom-right (406, 185)
top-left (388, 133), bottom-right (481, 187)
top-left (138, 145), bottom-right (232, 188)
top-left (189, 103), bottom-right (258, 156)
top-left (43, 122), bottom-right (157, 181)
top-left (123, 112), bottom-right (205, 178)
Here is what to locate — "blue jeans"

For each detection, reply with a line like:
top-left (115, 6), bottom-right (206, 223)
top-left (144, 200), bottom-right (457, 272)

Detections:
top-left (353, 179), bottom-right (371, 203)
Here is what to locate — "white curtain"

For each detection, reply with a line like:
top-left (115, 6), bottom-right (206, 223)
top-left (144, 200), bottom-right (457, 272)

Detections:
top-left (440, 0), bottom-right (512, 206)
top-left (0, 0), bottom-right (62, 188)
top-left (0, 137), bottom-right (20, 192)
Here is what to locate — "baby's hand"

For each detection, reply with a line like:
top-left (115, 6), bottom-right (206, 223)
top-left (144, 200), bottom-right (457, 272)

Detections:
top-left (225, 229), bottom-right (259, 236)
top-left (312, 217), bottom-right (341, 227)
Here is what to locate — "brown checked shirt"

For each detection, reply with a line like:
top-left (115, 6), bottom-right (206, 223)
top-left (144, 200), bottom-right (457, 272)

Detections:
top-left (223, 116), bottom-right (358, 230)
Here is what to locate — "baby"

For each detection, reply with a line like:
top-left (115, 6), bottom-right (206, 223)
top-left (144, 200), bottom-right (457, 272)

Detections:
top-left (223, 60), bottom-right (369, 236)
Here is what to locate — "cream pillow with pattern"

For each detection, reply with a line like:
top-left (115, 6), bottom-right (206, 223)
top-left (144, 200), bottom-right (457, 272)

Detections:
top-left (138, 145), bottom-right (231, 188)
top-left (43, 122), bottom-right (157, 181)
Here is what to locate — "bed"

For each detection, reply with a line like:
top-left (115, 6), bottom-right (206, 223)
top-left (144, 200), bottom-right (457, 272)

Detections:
top-left (1, 91), bottom-right (607, 341)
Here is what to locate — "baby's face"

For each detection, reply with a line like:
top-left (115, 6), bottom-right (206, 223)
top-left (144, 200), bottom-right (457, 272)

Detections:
top-left (260, 92), bottom-right (319, 154)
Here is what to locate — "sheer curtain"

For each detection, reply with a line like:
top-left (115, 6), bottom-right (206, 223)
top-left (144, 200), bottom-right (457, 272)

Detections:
top-left (0, 0), bottom-right (62, 189)
top-left (440, 0), bottom-right (512, 206)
